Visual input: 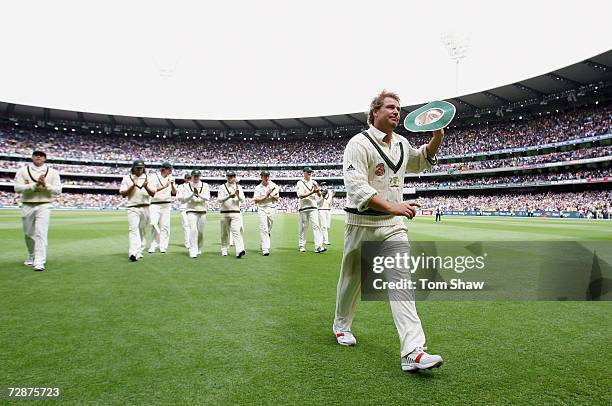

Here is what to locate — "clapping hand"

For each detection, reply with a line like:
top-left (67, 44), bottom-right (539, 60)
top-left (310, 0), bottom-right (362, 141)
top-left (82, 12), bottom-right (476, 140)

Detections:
top-left (37, 175), bottom-right (46, 187)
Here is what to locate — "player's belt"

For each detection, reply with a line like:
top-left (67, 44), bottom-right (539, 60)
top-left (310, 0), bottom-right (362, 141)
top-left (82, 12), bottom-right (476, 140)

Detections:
top-left (151, 201), bottom-right (171, 204)
top-left (21, 201), bottom-right (52, 205)
top-left (319, 208), bottom-right (331, 211)
top-left (128, 203), bottom-right (150, 208)
top-left (220, 210), bottom-right (240, 213)
top-left (344, 207), bottom-right (388, 216)
top-left (187, 210), bottom-right (207, 213)
top-left (299, 207), bottom-right (317, 212)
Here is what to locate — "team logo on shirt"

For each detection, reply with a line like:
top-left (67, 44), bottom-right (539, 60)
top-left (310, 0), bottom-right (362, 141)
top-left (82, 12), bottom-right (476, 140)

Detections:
top-left (375, 163), bottom-right (385, 176)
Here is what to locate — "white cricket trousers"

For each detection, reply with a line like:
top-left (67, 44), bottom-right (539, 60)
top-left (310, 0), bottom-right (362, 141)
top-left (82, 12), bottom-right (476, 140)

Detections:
top-left (149, 203), bottom-right (171, 252)
top-left (220, 212), bottom-right (244, 255)
top-left (319, 209), bottom-right (331, 244)
top-left (333, 222), bottom-right (426, 357)
top-left (127, 206), bottom-right (150, 258)
top-left (298, 208), bottom-right (323, 250)
top-left (187, 211), bottom-right (206, 257)
top-left (258, 207), bottom-right (276, 252)
top-left (180, 209), bottom-right (190, 247)
top-left (21, 202), bottom-right (52, 269)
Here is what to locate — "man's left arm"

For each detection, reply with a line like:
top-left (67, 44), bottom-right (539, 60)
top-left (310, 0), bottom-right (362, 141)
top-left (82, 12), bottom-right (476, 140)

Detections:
top-left (406, 129), bottom-right (444, 173)
top-left (47, 170), bottom-right (62, 196)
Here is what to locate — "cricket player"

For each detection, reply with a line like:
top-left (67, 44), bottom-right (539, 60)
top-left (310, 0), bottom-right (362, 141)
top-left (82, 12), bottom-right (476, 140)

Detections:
top-left (148, 162), bottom-right (176, 253)
top-left (177, 173), bottom-right (192, 248)
top-left (318, 186), bottom-right (335, 245)
top-left (218, 171), bottom-right (246, 258)
top-left (253, 170), bottom-right (280, 256)
top-left (435, 205), bottom-right (442, 222)
top-left (119, 160), bottom-right (156, 261)
top-left (13, 150), bottom-right (62, 272)
top-left (179, 170), bottom-right (210, 258)
top-left (296, 167), bottom-right (325, 253)
top-left (332, 90), bottom-right (444, 371)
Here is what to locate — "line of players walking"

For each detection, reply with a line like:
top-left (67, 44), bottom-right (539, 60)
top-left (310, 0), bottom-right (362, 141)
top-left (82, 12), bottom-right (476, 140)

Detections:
top-left (119, 160), bottom-right (335, 261)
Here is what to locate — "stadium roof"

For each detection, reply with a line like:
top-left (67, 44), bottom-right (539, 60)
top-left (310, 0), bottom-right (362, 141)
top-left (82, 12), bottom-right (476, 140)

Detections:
top-left (1, 50), bottom-right (611, 132)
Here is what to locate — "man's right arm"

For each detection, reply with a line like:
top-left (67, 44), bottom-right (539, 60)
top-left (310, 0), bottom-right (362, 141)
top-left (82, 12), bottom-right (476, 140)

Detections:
top-left (13, 168), bottom-right (36, 193)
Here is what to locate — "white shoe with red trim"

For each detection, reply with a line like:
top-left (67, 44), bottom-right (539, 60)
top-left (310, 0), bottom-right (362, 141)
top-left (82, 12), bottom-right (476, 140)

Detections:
top-left (401, 347), bottom-right (443, 371)
top-left (334, 330), bottom-right (356, 346)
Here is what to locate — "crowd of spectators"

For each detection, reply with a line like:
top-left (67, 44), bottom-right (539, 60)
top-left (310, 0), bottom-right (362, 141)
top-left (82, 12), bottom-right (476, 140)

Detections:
top-left (1, 102), bottom-right (609, 165)
top-left (420, 190), bottom-right (611, 217)
top-left (0, 190), bottom-right (609, 217)
top-left (1, 144), bottom-right (610, 178)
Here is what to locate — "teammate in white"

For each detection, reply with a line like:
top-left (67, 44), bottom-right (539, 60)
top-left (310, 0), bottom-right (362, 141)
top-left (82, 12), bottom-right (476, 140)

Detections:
top-left (317, 185), bottom-right (335, 245)
top-left (296, 167), bottom-right (325, 253)
top-left (253, 170), bottom-right (280, 256)
top-left (148, 162), bottom-right (176, 254)
top-left (179, 170), bottom-right (210, 258)
top-left (218, 171), bottom-right (246, 258)
top-left (177, 173), bottom-right (192, 249)
top-left (119, 160), bottom-right (156, 262)
top-left (13, 150), bottom-right (62, 272)
top-left (332, 90), bottom-right (445, 372)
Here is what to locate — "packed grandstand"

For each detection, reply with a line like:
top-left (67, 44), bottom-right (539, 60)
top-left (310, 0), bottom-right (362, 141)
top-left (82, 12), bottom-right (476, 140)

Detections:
top-left (1, 80), bottom-right (610, 219)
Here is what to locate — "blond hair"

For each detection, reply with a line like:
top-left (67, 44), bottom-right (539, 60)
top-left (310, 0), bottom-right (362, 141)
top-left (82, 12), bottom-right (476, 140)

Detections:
top-left (368, 90), bottom-right (400, 124)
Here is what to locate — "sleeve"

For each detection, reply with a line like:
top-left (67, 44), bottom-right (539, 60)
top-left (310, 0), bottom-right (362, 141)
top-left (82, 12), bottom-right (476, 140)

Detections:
top-left (254, 185), bottom-right (264, 199)
top-left (218, 185), bottom-right (230, 203)
top-left (13, 168), bottom-right (37, 193)
top-left (47, 170), bottom-right (62, 196)
top-left (237, 186), bottom-right (246, 203)
top-left (119, 176), bottom-right (131, 194)
top-left (344, 139), bottom-right (378, 212)
top-left (270, 183), bottom-right (280, 197)
top-left (178, 184), bottom-right (194, 203)
top-left (296, 181), bottom-right (305, 198)
top-left (203, 184), bottom-right (211, 201)
top-left (405, 142), bottom-right (437, 174)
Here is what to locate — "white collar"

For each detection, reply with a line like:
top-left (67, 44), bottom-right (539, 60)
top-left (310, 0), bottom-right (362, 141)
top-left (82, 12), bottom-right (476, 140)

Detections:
top-left (30, 163), bottom-right (47, 171)
top-left (368, 125), bottom-right (399, 146)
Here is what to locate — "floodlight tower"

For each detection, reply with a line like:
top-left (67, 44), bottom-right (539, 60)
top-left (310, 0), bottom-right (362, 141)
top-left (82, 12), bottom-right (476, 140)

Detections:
top-left (440, 31), bottom-right (470, 95)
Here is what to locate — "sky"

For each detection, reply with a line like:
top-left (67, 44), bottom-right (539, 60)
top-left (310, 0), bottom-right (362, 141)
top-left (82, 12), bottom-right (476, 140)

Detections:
top-left (0, 0), bottom-right (610, 120)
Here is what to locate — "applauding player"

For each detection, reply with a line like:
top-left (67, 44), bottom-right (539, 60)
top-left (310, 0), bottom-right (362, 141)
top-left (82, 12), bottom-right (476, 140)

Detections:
top-left (179, 170), bottom-right (210, 258)
top-left (218, 171), bottom-right (246, 258)
top-left (296, 167), bottom-right (325, 253)
top-left (148, 162), bottom-right (176, 253)
top-left (253, 170), bottom-right (280, 256)
top-left (13, 150), bottom-right (62, 272)
top-left (119, 160), bottom-right (156, 262)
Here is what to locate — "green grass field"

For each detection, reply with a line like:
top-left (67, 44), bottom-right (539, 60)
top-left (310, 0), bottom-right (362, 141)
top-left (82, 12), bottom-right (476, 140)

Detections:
top-left (1, 210), bottom-right (611, 405)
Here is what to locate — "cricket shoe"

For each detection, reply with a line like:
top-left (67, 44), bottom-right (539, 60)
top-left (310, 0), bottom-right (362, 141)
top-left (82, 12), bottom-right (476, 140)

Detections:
top-left (129, 255), bottom-right (138, 262)
top-left (24, 257), bottom-right (34, 267)
top-left (34, 267), bottom-right (45, 272)
top-left (315, 246), bottom-right (327, 253)
top-left (148, 247), bottom-right (157, 253)
top-left (221, 249), bottom-right (228, 257)
top-left (262, 250), bottom-right (270, 256)
top-left (299, 247), bottom-right (306, 253)
top-left (401, 347), bottom-right (443, 372)
top-left (237, 250), bottom-right (246, 259)
top-left (136, 254), bottom-right (144, 260)
top-left (334, 330), bottom-right (356, 346)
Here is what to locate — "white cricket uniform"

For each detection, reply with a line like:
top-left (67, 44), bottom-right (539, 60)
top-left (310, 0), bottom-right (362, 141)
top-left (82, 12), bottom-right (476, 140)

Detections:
top-left (177, 182), bottom-right (191, 248)
top-left (120, 173), bottom-right (152, 258)
top-left (14, 164), bottom-right (62, 269)
top-left (180, 181), bottom-right (210, 258)
top-left (333, 124), bottom-right (437, 357)
top-left (218, 182), bottom-right (246, 256)
top-left (318, 190), bottom-right (335, 244)
top-left (296, 178), bottom-right (323, 251)
top-left (148, 172), bottom-right (175, 253)
top-left (254, 181), bottom-right (279, 253)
